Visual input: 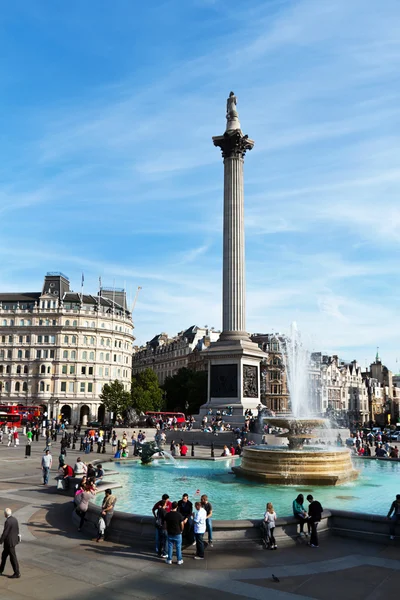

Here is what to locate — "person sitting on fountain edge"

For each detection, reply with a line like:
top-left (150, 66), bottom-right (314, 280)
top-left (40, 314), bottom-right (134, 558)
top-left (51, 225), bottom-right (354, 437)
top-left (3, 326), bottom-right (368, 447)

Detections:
top-left (292, 494), bottom-right (310, 538)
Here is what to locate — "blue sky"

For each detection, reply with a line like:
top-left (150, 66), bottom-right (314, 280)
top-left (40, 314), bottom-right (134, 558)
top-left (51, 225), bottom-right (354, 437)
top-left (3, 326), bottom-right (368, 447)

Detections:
top-left (1, 0), bottom-right (399, 370)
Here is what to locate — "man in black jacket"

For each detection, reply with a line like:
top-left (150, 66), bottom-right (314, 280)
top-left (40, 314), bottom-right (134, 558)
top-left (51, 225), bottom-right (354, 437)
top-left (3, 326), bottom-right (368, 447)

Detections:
top-left (306, 495), bottom-right (323, 548)
top-left (0, 508), bottom-right (20, 578)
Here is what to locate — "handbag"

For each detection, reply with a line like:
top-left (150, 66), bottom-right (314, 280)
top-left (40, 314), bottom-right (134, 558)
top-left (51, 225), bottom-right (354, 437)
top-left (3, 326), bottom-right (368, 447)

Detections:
top-left (57, 479), bottom-right (65, 490)
top-left (98, 517), bottom-right (106, 534)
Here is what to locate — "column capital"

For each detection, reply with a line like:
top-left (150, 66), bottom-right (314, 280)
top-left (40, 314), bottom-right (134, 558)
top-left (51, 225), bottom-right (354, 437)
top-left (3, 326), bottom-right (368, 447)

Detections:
top-left (212, 130), bottom-right (254, 159)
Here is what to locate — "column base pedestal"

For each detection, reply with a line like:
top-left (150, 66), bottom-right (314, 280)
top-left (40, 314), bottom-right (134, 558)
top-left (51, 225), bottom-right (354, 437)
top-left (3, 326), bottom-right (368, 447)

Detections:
top-left (199, 336), bottom-right (266, 419)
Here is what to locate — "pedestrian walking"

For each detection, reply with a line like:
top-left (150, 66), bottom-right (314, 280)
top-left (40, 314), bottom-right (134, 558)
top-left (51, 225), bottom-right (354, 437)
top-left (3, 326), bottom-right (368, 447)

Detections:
top-left (164, 502), bottom-right (184, 565)
top-left (154, 498), bottom-right (168, 557)
top-left (41, 449), bottom-right (52, 485)
top-left (97, 489), bottom-right (116, 542)
top-left (193, 501), bottom-right (207, 559)
top-left (306, 495), bottom-right (323, 548)
top-left (0, 508), bottom-right (21, 578)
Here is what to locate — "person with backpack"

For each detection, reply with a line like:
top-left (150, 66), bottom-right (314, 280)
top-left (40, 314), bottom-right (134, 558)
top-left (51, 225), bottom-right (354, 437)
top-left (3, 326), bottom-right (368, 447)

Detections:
top-left (306, 494), bottom-right (323, 547)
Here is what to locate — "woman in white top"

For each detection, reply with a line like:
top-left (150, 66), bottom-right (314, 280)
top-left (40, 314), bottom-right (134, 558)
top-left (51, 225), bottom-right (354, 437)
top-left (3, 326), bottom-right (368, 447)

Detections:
top-left (264, 502), bottom-right (277, 549)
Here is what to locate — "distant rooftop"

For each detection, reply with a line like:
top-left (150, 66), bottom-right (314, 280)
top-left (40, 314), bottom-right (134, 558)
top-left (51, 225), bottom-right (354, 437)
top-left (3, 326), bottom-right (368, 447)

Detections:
top-left (46, 272), bottom-right (70, 280)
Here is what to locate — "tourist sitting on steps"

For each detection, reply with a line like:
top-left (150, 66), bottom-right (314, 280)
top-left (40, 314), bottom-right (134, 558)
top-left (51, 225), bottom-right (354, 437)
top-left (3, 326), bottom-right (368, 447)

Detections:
top-left (292, 494), bottom-right (310, 538)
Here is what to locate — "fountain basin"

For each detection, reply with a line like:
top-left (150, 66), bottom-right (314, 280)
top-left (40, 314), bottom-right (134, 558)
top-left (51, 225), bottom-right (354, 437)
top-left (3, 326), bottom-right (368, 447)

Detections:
top-left (232, 445), bottom-right (358, 485)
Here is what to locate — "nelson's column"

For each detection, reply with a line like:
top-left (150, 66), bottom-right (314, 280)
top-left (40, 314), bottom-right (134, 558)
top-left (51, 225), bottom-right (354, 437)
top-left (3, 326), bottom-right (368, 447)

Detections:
top-left (201, 92), bottom-right (266, 417)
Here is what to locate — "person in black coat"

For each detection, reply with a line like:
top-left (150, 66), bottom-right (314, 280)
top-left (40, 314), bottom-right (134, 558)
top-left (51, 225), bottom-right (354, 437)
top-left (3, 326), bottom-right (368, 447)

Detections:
top-left (306, 494), bottom-right (323, 548)
top-left (0, 508), bottom-right (20, 578)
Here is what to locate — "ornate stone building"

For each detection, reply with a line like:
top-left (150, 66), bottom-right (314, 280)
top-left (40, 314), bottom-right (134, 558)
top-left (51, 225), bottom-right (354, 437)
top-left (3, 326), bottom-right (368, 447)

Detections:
top-left (0, 273), bottom-right (134, 424)
top-left (251, 333), bottom-right (289, 412)
top-left (132, 326), bottom-right (220, 385)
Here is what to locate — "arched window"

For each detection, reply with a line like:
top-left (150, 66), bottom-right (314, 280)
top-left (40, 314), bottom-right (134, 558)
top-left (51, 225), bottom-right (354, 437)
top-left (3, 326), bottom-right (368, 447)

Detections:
top-left (100, 352), bottom-right (104, 361)
top-left (15, 382), bottom-right (20, 392)
top-left (6, 365), bottom-right (11, 374)
top-left (47, 366), bottom-right (51, 374)
top-left (73, 320), bottom-right (77, 327)
top-left (91, 322), bottom-right (95, 328)
top-left (19, 319), bottom-right (24, 326)
top-left (82, 351), bottom-right (87, 360)
top-left (22, 382), bottom-right (27, 392)
top-left (72, 336), bottom-right (77, 344)
top-left (4, 382), bottom-right (9, 392)
top-left (71, 351), bottom-right (76, 359)
top-left (17, 350), bottom-right (22, 359)
top-left (106, 353), bottom-right (110, 361)
top-left (101, 323), bottom-right (105, 328)
top-left (0, 366), bottom-right (3, 374)
top-left (85, 321), bottom-right (89, 328)
top-left (64, 335), bottom-right (69, 343)
top-left (63, 350), bottom-right (68, 359)
top-left (101, 338), bottom-right (104, 346)
top-left (25, 350), bottom-right (29, 359)
top-left (45, 319), bottom-right (50, 326)
top-left (90, 337), bottom-right (95, 345)
top-left (24, 365), bottom-right (28, 374)
top-left (2, 319), bottom-right (6, 326)
top-left (39, 381), bottom-right (45, 392)
top-left (84, 336), bottom-right (88, 344)
top-left (40, 365), bottom-right (46, 374)
top-left (89, 352), bottom-right (94, 360)
top-left (65, 320), bottom-right (70, 326)
top-left (16, 365), bottom-right (21, 374)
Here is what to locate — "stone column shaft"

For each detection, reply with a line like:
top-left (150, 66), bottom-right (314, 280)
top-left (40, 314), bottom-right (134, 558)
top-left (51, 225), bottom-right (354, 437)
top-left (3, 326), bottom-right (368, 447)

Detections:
top-left (223, 155), bottom-right (245, 333)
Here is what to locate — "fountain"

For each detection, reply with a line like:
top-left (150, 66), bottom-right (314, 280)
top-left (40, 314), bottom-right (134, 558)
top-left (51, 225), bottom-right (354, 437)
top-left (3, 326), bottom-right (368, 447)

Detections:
top-left (233, 324), bottom-right (359, 485)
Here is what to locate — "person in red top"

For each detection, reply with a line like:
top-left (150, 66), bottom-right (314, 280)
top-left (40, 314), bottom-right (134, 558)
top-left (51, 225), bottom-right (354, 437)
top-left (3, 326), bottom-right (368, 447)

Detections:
top-left (152, 494), bottom-right (172, 517)
top-left (180, 444), bottom-right (188, 457)
top-left (230, 445), bottom-right (235, 456)
top-left (62, 464), bottom-right (74, 489)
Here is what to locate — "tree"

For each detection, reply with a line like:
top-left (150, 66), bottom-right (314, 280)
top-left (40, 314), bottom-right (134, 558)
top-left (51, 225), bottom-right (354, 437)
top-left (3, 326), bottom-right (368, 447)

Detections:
top-left (99, 379), bottom-right (131, 422)
top-left (131, 368), bottom-right (164, 414)
top-left (163, 368), bottom-right (207, 414)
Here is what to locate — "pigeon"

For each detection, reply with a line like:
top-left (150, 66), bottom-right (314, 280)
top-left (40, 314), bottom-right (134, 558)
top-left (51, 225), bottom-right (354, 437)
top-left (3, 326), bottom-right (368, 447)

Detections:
top-left (272, 574), bottom-right (280, 583)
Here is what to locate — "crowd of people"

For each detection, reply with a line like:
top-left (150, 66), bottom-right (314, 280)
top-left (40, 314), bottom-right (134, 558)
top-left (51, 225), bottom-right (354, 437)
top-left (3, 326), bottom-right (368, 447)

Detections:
top-left (346, 430), bottom-right (399, 458)
top-left (152, 492), bottom-right (213, 563)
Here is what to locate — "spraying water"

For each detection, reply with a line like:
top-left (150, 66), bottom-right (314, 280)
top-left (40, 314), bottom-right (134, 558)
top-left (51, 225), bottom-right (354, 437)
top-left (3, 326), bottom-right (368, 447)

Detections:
top-left (280, 322), bottom-right (311, 418)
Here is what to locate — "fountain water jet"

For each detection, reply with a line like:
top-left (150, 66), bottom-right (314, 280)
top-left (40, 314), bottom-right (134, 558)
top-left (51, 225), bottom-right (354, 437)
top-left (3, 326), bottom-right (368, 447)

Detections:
top-left (233, 323), bottom-right (359, 485)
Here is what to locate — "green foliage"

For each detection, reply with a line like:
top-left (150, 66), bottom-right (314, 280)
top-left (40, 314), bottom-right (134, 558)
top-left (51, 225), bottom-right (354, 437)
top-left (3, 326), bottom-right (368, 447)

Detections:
top-left (99, 379), bottom-right (131, 422)
top-left (163, 368), bottom-right (207, 414)
top-left (131, 368), bottom-right (164, 414)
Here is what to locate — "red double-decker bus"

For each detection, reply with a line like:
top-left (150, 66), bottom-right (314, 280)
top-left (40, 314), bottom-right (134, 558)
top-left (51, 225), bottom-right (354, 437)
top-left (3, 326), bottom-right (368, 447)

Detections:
top-left (0, 405), bottom-right (43, 428)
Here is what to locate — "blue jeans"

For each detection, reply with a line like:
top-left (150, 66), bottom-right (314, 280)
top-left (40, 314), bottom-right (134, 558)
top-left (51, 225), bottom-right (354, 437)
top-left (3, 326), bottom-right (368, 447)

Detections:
top-left (167, 534), bottom-right (182, 562)
top-left (390, 514), bottom-right (400, 536)
top-left (43, 467), bottom-right (50, 484)
top-left (155, 528), bottom-right (167, 555)
top-left (206, 518), bottom-right (213, 543)
top-left (195, 532), bottom-right (204, 557)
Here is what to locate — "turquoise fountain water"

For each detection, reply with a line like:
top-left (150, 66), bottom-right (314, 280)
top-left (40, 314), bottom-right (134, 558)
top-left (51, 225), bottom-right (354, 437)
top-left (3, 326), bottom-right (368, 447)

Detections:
top-left (95, 457), bottom-right (400, 519)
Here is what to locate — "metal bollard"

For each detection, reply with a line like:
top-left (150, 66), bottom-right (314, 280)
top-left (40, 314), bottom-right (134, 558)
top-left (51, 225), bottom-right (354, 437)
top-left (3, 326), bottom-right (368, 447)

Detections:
top-left (211, 442), bottom-right (214, 458)
top-left (191, 442), bottom-right (194, 457)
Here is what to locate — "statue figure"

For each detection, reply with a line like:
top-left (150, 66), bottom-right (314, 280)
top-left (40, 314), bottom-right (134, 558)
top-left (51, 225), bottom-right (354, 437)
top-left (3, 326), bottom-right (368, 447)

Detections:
top-left (226, 91), bottom-right (238, 118)
top-left (226, 91), bottom-right (241, 131)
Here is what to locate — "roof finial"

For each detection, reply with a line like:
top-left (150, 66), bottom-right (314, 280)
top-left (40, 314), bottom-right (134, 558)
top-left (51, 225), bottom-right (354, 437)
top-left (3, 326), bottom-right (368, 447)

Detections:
top-left (376, 346), bottom-right (380, 362)
top-left (226, 91), bottom-right (241, 131)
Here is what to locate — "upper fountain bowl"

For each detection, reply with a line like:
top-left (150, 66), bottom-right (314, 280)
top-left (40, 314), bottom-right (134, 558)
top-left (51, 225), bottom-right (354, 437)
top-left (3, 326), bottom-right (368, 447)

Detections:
top-left (264, 416), bottom-right (328, 431)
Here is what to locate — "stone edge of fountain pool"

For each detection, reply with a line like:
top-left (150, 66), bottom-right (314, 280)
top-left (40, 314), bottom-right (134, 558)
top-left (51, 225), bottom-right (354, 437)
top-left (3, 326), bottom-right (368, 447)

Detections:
top-left (77, 501), bottom-right (400, 547)
top-left (70, 455), bottom-right (400, 547)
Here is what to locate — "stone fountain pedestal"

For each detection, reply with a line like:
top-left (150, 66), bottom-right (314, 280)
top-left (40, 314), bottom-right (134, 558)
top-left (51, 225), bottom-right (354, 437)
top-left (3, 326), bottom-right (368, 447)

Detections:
top-left (233, 417), bottom-right (359, 486)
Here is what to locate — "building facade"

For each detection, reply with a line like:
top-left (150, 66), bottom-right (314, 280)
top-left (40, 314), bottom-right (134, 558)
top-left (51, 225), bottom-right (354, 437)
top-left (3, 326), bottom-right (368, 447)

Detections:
top-left (251, 333), bottom-right (289, 412)
top-left (0, 273), bottom-right (134, 424)
top-left (132, 326), bottom-right (220, 385)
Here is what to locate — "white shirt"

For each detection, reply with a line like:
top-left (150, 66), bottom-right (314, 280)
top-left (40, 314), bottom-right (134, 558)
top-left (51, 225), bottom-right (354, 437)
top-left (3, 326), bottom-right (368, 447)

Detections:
top-left (42, 454), bottom-right (52, 468)
top-left (193, 507), bottom-right (207, 534)
top-left (264, 510), bottom-right (277, 529)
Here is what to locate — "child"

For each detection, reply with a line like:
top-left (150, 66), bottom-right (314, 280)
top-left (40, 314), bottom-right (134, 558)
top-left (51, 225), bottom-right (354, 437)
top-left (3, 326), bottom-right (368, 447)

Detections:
top-left (263, 502), bottom-right (277, 549)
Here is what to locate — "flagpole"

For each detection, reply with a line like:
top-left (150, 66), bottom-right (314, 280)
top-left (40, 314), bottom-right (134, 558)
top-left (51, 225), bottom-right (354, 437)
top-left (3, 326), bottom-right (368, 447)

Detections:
top-left (80, 272), bottom-right (84, 301)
